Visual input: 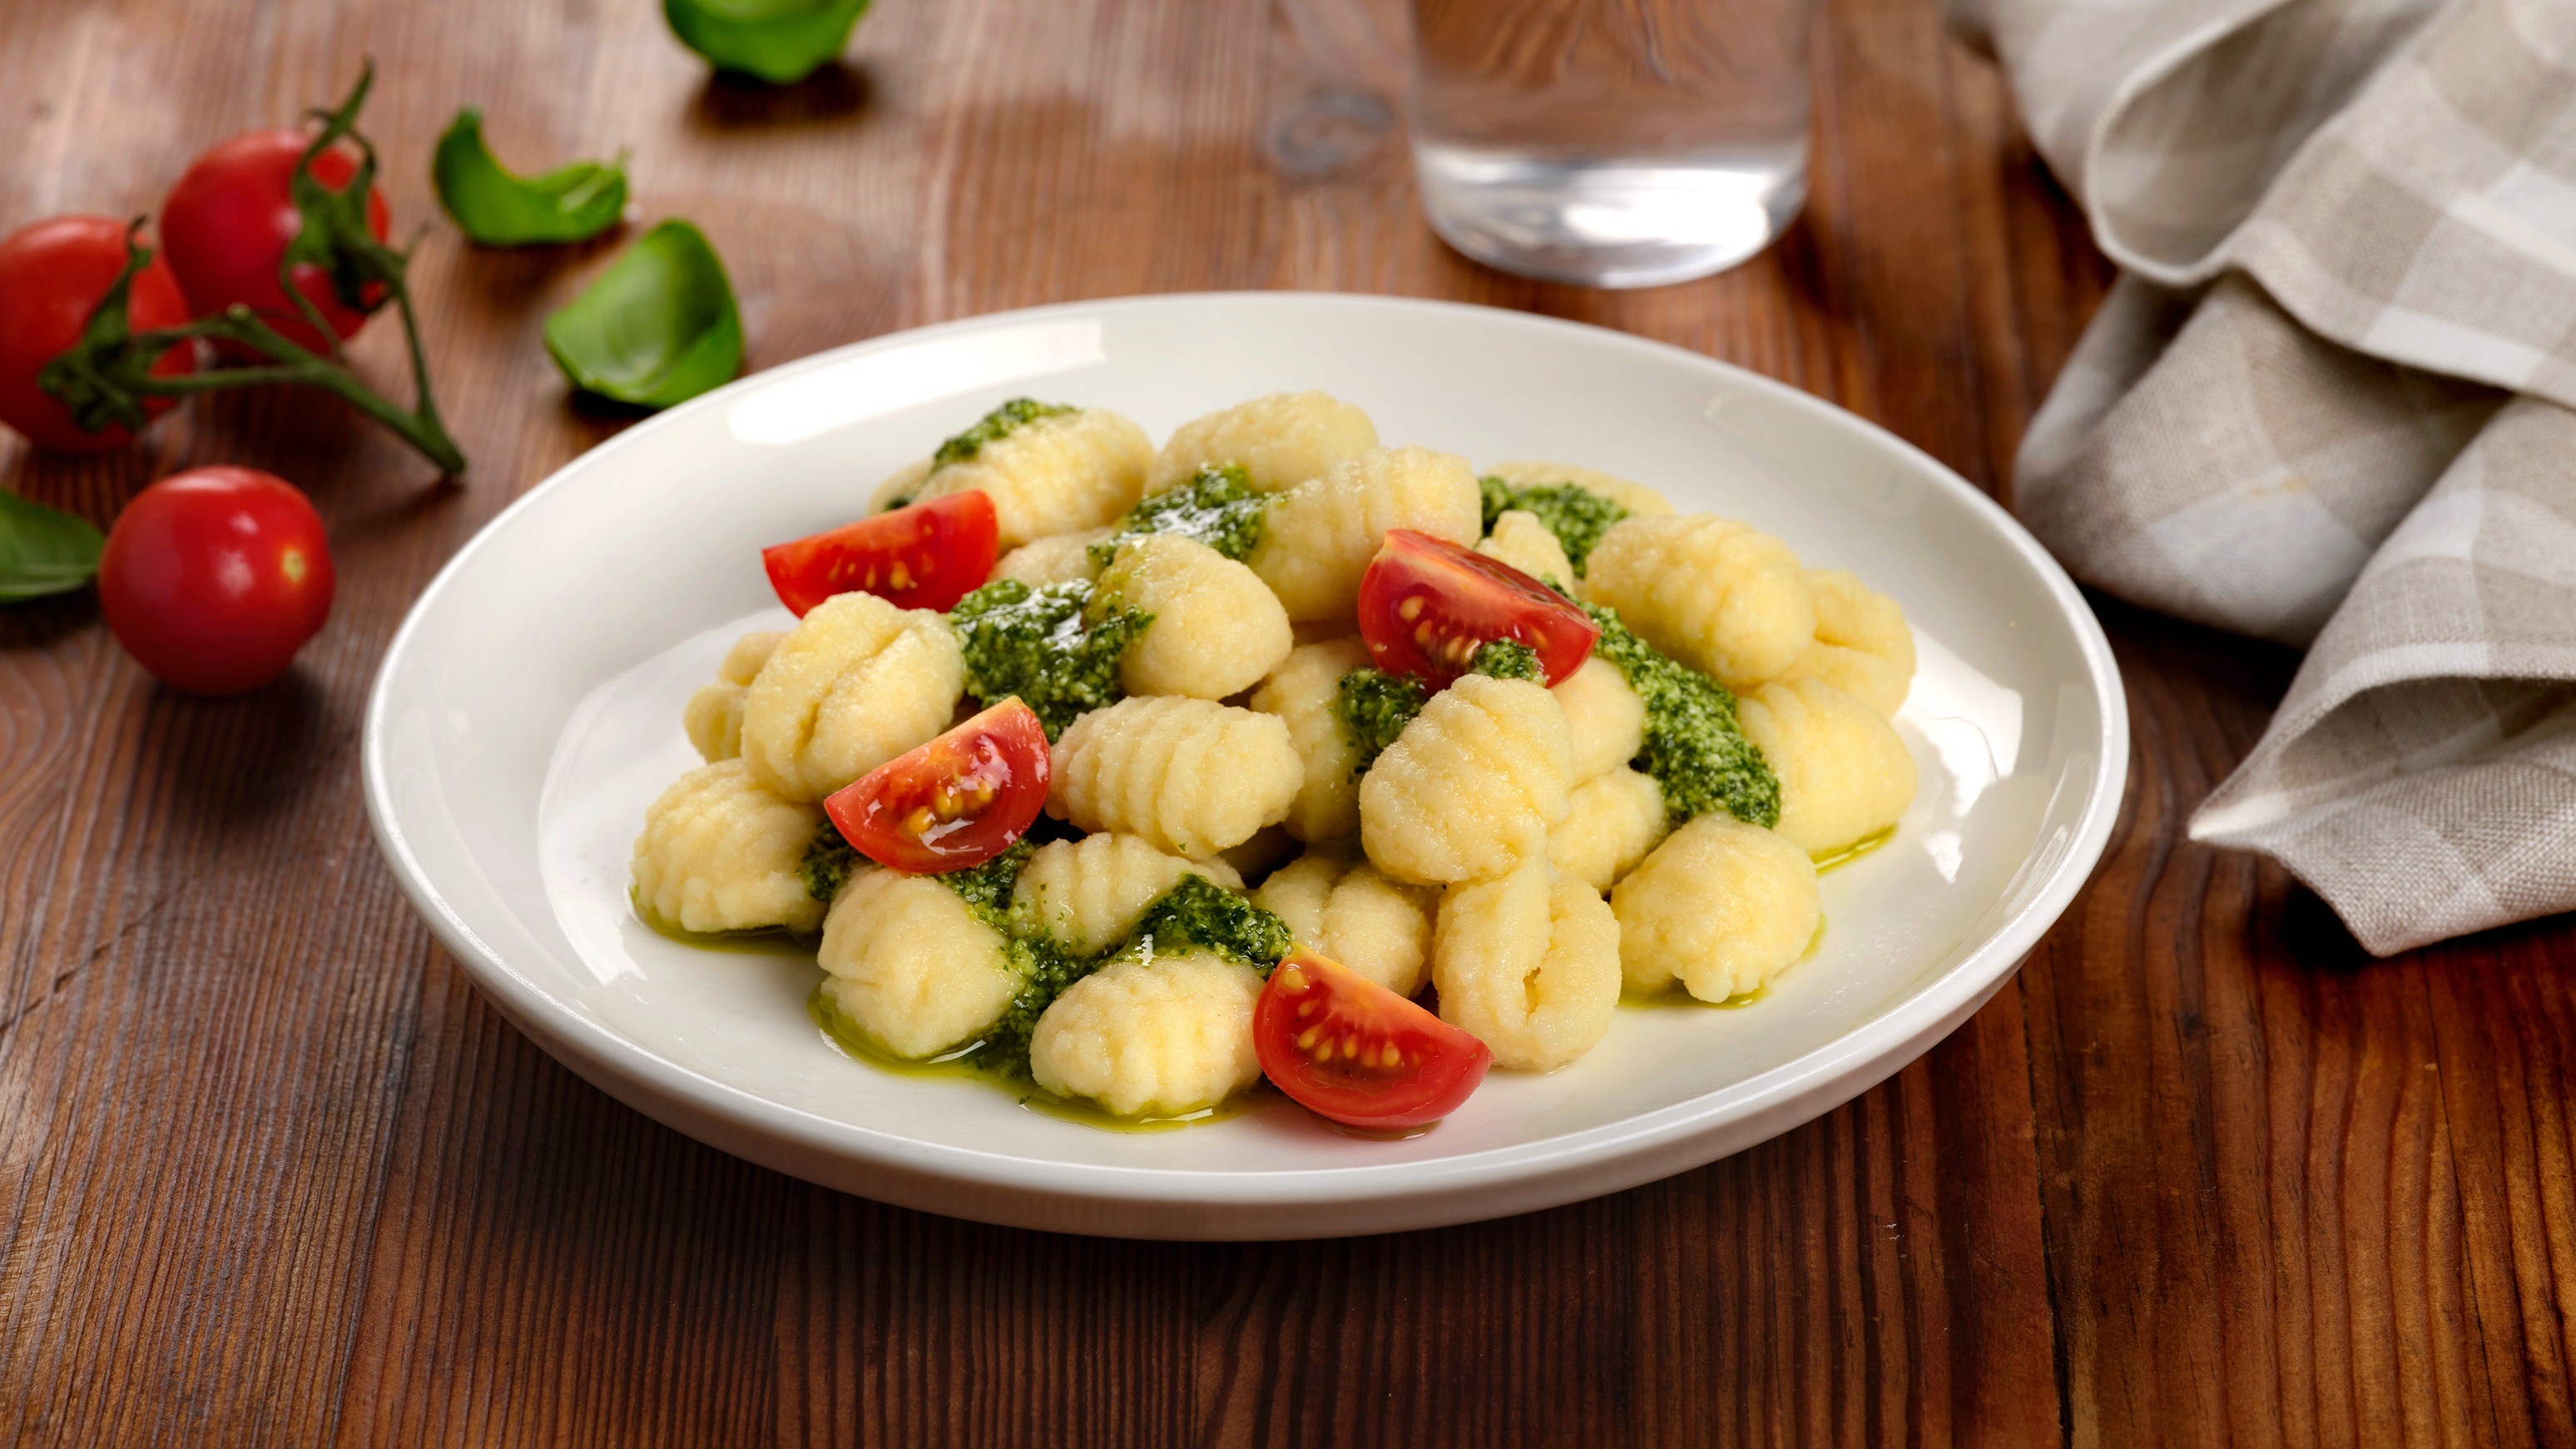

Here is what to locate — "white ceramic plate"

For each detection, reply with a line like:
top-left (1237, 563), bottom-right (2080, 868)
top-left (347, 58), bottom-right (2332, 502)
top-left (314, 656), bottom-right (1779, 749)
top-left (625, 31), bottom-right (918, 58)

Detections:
top-left (363, 293), bottom-right (2125, 1240)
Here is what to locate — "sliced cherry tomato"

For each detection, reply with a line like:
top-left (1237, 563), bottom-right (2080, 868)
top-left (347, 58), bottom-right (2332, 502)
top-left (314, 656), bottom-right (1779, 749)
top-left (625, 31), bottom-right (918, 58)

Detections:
top-left (161, 127), bottom-right (392, 355)
top-left (0, 216), bottom-right (196, 451)
top-left (825, 697), bottom-right (1049, 873)
top-left (1355, 528), bottom-right (1599, 688)
top-left (762, 490), bottom-right (998, 616)
top-left (97, 467), bottom-right (334, 695)
top-left (1253, 949), bottom-right (1493, 1129)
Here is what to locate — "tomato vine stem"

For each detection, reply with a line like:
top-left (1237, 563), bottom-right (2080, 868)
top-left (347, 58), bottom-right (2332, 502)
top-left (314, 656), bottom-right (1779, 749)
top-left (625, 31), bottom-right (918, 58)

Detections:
top-left (36, 63), bottom-right (467, 475)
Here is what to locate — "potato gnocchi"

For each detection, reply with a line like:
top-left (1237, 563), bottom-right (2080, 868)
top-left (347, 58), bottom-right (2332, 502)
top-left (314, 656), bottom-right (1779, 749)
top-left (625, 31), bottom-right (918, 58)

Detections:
top-left (1254, 851), bottom-right (1437, 995)
top-left (636, 392), bottom-right (1919, 1124)
top-left (900, 401), bottom-right (1153, 548)
top-left (684, 628), bottom-right (785, 762)
top-left (740, 592), bottom-right (965, 801)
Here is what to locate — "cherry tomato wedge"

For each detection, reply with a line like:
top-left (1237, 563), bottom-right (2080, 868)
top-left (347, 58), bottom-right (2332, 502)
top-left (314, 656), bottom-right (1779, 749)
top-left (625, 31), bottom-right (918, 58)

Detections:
top-left (1355, 528), bottom-right (1599, 687)
top-left (1253, 949), bottom-right (1493, 1129)
top-left (763, 490), bottom-right (999, 616)
top-left (825, 697), bottom-right (1049, 873)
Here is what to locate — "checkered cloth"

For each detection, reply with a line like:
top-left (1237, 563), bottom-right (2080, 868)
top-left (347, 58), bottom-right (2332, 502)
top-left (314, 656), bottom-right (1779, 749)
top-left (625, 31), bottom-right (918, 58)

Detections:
top-left (1948, 0), bottom-right (2576, 954)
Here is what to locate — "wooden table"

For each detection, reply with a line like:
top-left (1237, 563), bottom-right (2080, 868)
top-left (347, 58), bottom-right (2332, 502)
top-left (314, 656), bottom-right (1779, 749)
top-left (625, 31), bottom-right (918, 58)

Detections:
top-left (3, 0), bottom-right (2570, 1442)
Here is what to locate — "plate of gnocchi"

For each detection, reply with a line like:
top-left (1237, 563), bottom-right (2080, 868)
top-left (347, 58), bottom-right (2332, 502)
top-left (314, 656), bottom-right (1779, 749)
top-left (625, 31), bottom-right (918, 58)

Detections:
top-left (364, 293), bottom-right (2126, 1238)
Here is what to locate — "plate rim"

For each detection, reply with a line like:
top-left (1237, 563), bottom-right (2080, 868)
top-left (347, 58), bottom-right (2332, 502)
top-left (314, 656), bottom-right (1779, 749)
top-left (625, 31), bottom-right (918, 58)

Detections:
top-left (362, 290), bottom-right (2129, 1227)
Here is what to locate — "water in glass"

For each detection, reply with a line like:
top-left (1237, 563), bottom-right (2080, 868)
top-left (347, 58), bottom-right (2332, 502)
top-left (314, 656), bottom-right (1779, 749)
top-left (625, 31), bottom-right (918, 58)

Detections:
top-left (1409, 0), bottom-right (1812, 288)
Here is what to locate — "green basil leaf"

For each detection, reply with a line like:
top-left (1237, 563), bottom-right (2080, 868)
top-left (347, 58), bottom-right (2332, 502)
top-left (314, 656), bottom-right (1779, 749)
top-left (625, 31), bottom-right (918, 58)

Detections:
top-left (663, 0), bottom-right (871, 85)
top-left (433, 109), bottom-right (628, 246)
top-left (0, 489), bottom-right (107, 603)
top-left (542, 220), bottom-right (743, 409)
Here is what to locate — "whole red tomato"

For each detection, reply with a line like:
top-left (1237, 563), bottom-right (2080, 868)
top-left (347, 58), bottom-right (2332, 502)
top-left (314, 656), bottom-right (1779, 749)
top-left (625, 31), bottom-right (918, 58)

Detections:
top-left (0, 216), bottom-right (196, 451)
top-left (98, 467), bottom-right (335, 695)
top-left (161, 128), bottom-right (391, 355)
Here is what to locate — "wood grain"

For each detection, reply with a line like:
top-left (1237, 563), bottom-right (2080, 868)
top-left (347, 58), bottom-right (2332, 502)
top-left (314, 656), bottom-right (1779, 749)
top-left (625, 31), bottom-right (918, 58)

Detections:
top-left (0, 0), bottom-right (2569, 1444)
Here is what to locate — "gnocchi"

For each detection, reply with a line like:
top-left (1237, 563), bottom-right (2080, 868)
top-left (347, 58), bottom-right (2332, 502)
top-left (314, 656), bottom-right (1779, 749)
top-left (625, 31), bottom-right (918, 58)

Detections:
top-left (683, 628), bottom-right (785, 762)
top-left (1613, 814), bottom-right (1820, 1002)
top-left (1735, 677), bottom-right (1917, 856)
top-left (1477, 509), bottom-right (1576, 585)
top-left (1434, 861), bottom-right (1622, 1071)
top-left (1048, 696), bottom-right (1303, 857)
top-left (1359, 673), bottom-right (1571, 886)
top-left (818, 866), bottom-right (1020, 1058)
top-left (1548, 767), bottom-right (1669, 893)
top-left (909, 404), bottom-right (1154, 548)
top-left (1247, 637), bottom-right (1373, 843)
top-left (740, 591), bottom-right (967, 801)
top-left (1028, 950), bottom-right (1266, 1116)
top-left (1782, 568), bottom-right (1915, 716)
top-left (1096, 534), bottom-right (1293, 700)
top-left (1253, 851), bottom-right (1438, 995)
top-left (1550, 655), bottom-right (1645, 785)
top-left (631, 759), bottom-right (826, 935)
top-left (1009, 833), bottom-right (1231, 955)
top-left (993, 528), bottom-right (1112, 587)
top-left (1146, 390), bottom-right (1377, 495)
top-left (1583, 514), bottom-right (1815, 689)
top-left (1250, 445), bottom-right (1482, 621)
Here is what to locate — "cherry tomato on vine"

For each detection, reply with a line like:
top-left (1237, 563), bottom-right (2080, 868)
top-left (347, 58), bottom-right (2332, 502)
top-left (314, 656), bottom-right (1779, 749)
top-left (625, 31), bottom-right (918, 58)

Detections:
top-left (161, 128), bottom-right (391, 354)
top-left (97, 467), bottom-right (334, 695)
top-left (0, 216), bottom-right (196, 451)
top-left (763, 490), bottom-right (999, 616)
top-left (1253, 950), bottom-right (1492, 1129)
top-left (824, 697), bottom-right (1050, 874)
top-left (1355, 528), bottom-right (1599, 687)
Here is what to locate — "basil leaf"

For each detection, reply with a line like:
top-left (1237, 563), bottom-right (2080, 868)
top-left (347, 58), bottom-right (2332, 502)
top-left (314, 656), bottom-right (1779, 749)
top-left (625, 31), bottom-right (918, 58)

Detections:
top-left (542, 220), bottom-right (743, 409)
top-left (433, 109), bottom-right (627, 246)
top-left (664, 0), bottom-right (871, 85)
top-left (0, 489), bottom-right (107, 603)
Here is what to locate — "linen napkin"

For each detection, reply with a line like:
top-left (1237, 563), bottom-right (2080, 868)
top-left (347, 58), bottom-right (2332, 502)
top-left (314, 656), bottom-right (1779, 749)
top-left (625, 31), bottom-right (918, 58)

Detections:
top-left (1944, 0), bottom-right (2576, 955)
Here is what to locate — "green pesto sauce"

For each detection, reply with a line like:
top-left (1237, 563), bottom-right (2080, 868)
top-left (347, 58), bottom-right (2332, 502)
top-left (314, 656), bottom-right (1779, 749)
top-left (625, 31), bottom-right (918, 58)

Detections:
top-left (878, 494), bottom-right (914, 514)
top-left (1132, 873), bottom-right (1292, 970)
top-left (634, 889), bottom-right (816, 956)
top-left (1468, 638), bottom-right (1542, 682)
top-left (948, 578), bottom-right (1153, 738)
top-left (1331, 667), bottom-right (1429, 778)
top-left (797, 820), bottom-right (860, 904)
top-left (1088, 464), bottom-right (1267, 568)
top-left (1478, 475), bottom-right (1632, 577)
top-left (932, 398), bottom-right (1076, 470)
top-left (936, 836), bottom-right (1036, 927)
top-left (1583, 603), bottom-right (1781, 830)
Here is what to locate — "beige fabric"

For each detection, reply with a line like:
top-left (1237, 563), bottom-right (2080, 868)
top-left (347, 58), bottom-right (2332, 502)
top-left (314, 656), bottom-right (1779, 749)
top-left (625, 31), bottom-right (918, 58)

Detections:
top-left (1953, 0), bottom-right (2576, 953)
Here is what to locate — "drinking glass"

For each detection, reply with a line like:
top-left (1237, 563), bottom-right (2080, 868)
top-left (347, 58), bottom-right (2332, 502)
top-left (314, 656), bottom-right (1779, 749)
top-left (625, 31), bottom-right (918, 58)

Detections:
top-left (1408, 0), bottom-right (1814, 288)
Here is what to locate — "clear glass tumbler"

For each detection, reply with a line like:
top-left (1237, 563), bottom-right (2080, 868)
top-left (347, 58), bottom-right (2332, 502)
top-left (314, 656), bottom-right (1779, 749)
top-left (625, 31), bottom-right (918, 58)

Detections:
top-left (1408, 0), bottom-right (1814, 288)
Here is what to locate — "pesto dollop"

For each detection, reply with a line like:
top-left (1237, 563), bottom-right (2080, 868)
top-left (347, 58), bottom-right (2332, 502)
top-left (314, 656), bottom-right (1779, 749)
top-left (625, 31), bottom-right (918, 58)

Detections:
top-left (1332, 667), bottom-right (1429, 778)
top-left (1468, 638), bottom-right (1542, 682)
top-left (1478, 475), bottom-right (1631, 577)
top-left (936, 837), bottom-right (1037, 928)
top-left (933, 398), bottom-right (1076, 470)
top-left (1584, 603), bottom-right (1780, 829)
top-left (963, 868), bottom-right (1290, 1078)
top-left (797, 820), bottom-right (860, 905)
top-left (1087, 464), bottom-right (1268, 567)
top-left (1131, 873), bottom-right (1291, 969)
top-left (949, 578), bottom-right (1152, 738)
